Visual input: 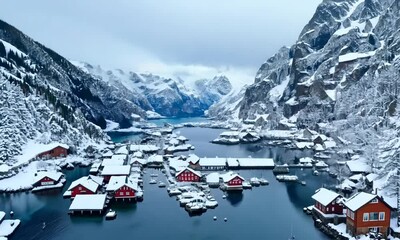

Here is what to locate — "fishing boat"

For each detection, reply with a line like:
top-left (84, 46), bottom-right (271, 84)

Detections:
top-left (149, 179), bottom-right (157, 184)
top-left (259, 178), bottom-right (269, 185)
top-left (105, 209), bottom-right (117, 220)
top-left (250, 177), bottom-right (260, 186)
top-left (158, 181), bottom-right (166, 188)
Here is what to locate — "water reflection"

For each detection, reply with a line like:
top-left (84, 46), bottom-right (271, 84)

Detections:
top-left (226, 191), bottom-right (244, 207)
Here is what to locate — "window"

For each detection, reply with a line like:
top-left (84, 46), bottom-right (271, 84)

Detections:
top-left (120, 192), bottom-right (124, 196)
top-left (78, 186), bottom-right (82, 190)
top-left (332, 207), bottom-right (335, 212)
top-left (363, 213), bottom-right (369, 221)
top-left (369, 212), bottom-right (379, 221)
top-left (371, 198), bottom-right (378, 203)
top-left (379, 212), bottom-right (385, 221)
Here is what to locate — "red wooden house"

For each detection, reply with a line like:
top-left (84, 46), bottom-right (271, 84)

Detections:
top-left (66, 176), bottom-right (100, 198)
top-left (311, 188), bottom-right (344, 223)
top-left (36, 144), bottom-right (69, 159)
top-left (33, 171), bottom-right (64, 187)
top-left (175, 167), bottom-right (201, 182)
top-left (222, 172), bottom-right (244, 191)
top-left (344, 192), bottom-right (392, 237)
top-left (106, 176), bottom-right (139, 201)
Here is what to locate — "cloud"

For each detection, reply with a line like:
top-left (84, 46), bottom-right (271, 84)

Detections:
top-left (0, 0), bottom-right (323, 87)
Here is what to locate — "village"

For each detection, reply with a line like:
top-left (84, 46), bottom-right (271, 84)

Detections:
top-left (0, 123), bottom-right (399, 240)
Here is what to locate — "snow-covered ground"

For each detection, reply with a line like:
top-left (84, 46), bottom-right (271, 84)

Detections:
top-left (0, 155), bottom-right (86, 192)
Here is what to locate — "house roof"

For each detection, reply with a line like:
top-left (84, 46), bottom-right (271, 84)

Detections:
top-left (366, 173), bottom-right (379, 182)
top-left (199, 158), bottom-right (226, 166)
top-left (147, 155), bottom-right (163, 163)
top-left (177, 136), bottom-right (188, 141)
top-left (69, 194), bottom-right (107, 211)
top-left (187, 154), bottom-right (200, 164)
top-left (130, 144), bottom-right (159, 152)
top-left (344, 192), bottom-right (378, 211)
top-left (115, 146), bottom-right (129, 155)
top-left (101, 165), bottom-right (130, 176)
top-left (33, 171), bottom-right (63, 184)
top-left (221, 172), bottom-right (244, 183)
top-left (175, 167), bottom-right (201, 177)
top-left (101, 156), bottom-right (125, 166)
top-left (312, 188), bottom-right (341, 206)
top-left (87, 175), bottom-right (104, 185)
top-left (106, 176), bottom-right (138, 192)
top-left (346, 159), bottom-right (371, 173)
top-left (68, 176), bottom-right (99, 193)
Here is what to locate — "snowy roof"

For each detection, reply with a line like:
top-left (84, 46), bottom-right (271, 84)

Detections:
top-left (221, 172), bottom-right (244, 183)
top-left (312, 188), bottom-right (341, 206)
top-left (130, 157), bottom-right (146, 165)
top-left (344, 192), bottom-right (378, 211)
top-left (199, 158), bottom-right (226, 166)
top-left (33, 171), bottom-right (63, 184)
top-left (226, 158), bottom-right (275, 167)
top-left (187, 154), bottom-right (200, 164)
top-left (68, 176), bottom-right (99, 193)
top-left (147, 155), bottom-right (163, 163)
top-left (346, 159), bottom-right (371, 173)
top-left (106, 176), bottom-right (138, 192)
top-left (349, 174), bottom-right (364, 182)
top-left (87, 175), bottom-right (104, 185)
top-left (101, 165), bottom-right (130, 176)
top-left (299, 157), bottom-right (313, 164)
top-left (366, 173), bottom-right (378, 182)
top-left (133, 151), bottom-right (143, 158)
top-left (101, 156), bottom-right (125, 166)
top-left (169, 157), bottom-right (189, 172)
top-left (69, 194), bottom-right (107, 211)
top-left (38, 143), bottom-right (70, 153)
top-left (115, 146), bottom-right (129, 155)
top-left (175, 167), bottom-right (201, 177)
top-left (315, 144), bottom-right (325, 151)
top-left (219, 131), bottom-right (240, 137)
top-left (129, 144), bottom-right (159, 152)
top-left (206, 172), bottom-right (220, 184)
top-left (102, 150), bottom-right (113, 158)
top-left (315, 161), bottom-right (328, 168)
top-left (324, 140), bottom-right (337, 149)
top-left (0, 164), bottom-right (10, 173)
top-left (295, 142), bottom-right (314, 149)
top-left (169, 138), bottom-right (179, 145)
top-left (177, 136), bottom-right (188, 141)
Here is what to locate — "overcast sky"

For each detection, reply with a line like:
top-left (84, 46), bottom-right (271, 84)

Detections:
top-left (0, 0), bottom-right (322, 86)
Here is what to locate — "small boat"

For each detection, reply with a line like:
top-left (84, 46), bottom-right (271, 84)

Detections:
top-left (242, 181), bottom-right (252, 189)
top-left (276, 175), bottom-right (299, 182)
top-left (301, 181), bottom-right (306, 186)
top-left (105, 209), bottom-right (117, 220)
top-left (313, 170), bottom-right (320, 176)
top-left (158, 181), bottom-right (166, 188)
top-left (150, 173), bottom-right (158, 177)
top-left (259, 178), bottom-right (269, 185)
top-left (42, 222), bottom-right (46, 230)
top-left (205, 199), bottom-right (218, 208)
top-left (185, 202), bottom-right (206, 213)
top-left (149, 179), bottom-right (157, 184)
top-left (250, 177), bottom-right (260, 186)
top-left (168, 188), bottom-right (182, 196)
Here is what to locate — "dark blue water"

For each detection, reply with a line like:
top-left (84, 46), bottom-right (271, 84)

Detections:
top-left (1, 126), bottom-right (333, 240)
top-left (149, 117), bottom-right (209, 127)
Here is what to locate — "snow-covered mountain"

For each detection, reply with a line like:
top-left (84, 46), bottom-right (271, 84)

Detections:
top-left (210, 0), bottom-right (400, 195)
top-left (0, 38), bottom-right (108, 168)
top-left (0, 20), bottom-right (153, 129)
top-left (74, 62), bottom-right (233, 118)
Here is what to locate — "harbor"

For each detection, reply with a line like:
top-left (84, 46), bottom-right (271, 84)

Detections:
top-left (0, 125), bottom-right (335, 240)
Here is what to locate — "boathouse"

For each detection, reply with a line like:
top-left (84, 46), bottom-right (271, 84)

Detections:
top-left (69, 194), bottom-right (107, 215)
top-left (221, 172), bottom-right (244, 191)
top-left (65, 176), bottom-right (100, 198)
top-left (175, 167), bottom-right (201, 182)
top-left (36, 144), bottom-right (69, 159)
top-left (199, 158), bottom-right (226, 171)
top-left (33, 171), bottom-right (63, 187)
top-left (106, 176), bottom-right (138, 201)
top-left (101, 165), bottom-right (131, 182)
top-left (311, 188), bottom-right (345, 224)
top-left (344, 192), bottom-right (392, 237)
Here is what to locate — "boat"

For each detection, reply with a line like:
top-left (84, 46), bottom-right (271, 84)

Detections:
top-left (276, 175), bottom-right (299, 182)
top-left (242, 181), bottom-right (252, 189)
top-left (205, 195), bottom-right (218, 208)
top-left (312, 170), bottom-right (320, 176)
top-left (105, 209), bottom-right (117, 220)
top-left (272, 165), bottom-right (290, 174)
top-left (158, 181), bottom-right (166, 188)
top-left (250, 177), bottom-right (260, 186)
top-left (259, 178), bottom-right (269, 185)
top-left (168, 188), bottom-right (182, 196)
top-left (150, 173), bottom-right (158, 177)
top-left (149, 179), bottom-right (157, 184)
top-left (301, 181), bottom-right (306, 186)
top-left (185, 202), bottom-right (206, 213)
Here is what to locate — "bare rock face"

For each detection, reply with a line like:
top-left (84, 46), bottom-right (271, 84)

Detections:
top-left (217, 0), bottom-right (400, 128)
